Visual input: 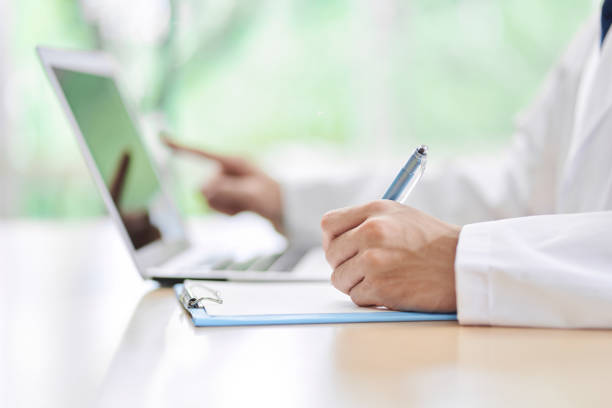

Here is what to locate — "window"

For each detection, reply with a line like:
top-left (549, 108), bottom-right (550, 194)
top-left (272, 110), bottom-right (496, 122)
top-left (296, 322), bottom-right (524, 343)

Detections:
top-left (1, 0), bottom-right (592, 217)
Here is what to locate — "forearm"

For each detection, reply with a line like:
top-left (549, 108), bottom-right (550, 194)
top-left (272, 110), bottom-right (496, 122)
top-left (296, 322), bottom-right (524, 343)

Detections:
top-left (455, 211), bottom-right (612, 328)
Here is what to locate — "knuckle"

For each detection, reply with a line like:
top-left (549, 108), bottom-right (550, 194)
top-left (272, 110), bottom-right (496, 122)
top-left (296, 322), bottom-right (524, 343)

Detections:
top-left (361, 218), bottom-right (386, 242)
top-left (330, 269), bottom-right (339, 286)
top-left (365, 200), bottom-right (382, 213)
top-left (360, 277), bottom-right (386, 306)
top-left (361, 249), bottom-right (386, 269)
top-left (320, 211), bottom-right (335, 231)
top-left (366, 199), bottom-right (390, 213)
top-left (350, 286), bottom-right (373, 307)
top-left (330, 270), bottom-right (345, 292)
top-left (320, 218), bottom-right (329, 232)
top-left (350, 292), bottom-right (366, 306)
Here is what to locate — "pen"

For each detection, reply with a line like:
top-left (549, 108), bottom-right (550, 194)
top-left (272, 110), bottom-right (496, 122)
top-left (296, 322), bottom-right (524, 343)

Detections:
top-left (382, 145), bottom-right (428, 204)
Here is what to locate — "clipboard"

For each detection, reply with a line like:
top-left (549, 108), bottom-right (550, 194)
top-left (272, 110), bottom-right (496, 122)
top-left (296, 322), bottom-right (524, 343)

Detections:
top-left (174, 280), bottom-right (457, 327)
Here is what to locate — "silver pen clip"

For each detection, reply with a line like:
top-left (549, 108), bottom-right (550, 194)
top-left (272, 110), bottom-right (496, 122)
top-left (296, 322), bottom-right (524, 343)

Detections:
top-left (180, 279), bottom-right (223, 309)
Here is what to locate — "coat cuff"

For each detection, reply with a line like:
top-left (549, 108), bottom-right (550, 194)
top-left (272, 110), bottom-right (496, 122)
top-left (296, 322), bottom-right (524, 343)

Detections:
top-left (454, 222), bottom-right (492, 325)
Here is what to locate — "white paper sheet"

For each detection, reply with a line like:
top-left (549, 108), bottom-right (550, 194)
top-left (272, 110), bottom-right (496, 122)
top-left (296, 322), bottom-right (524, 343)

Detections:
top-left (190, 281), bottom-right (387, 316)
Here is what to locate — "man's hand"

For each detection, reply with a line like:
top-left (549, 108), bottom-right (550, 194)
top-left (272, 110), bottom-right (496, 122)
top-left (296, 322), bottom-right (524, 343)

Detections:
top-left (321, 200), bottom-right (461, 313)
top-left (162, 135), bottom-right (284, 233)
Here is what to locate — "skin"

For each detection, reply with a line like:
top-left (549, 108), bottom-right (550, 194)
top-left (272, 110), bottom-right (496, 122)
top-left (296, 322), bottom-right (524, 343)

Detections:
top-left (162, 134), bottom-right (285, 233)
top-left (162, 135), bottom-right (460, 312)
top-left (321, 200), bottom-right (461, 313)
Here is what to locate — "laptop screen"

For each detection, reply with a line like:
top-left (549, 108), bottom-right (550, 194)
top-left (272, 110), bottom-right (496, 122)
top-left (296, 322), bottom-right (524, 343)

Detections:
top-left (53, 68), bottom-right (185, 250)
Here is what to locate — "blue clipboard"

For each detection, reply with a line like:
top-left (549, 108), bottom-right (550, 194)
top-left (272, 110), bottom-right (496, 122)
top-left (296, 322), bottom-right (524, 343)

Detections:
top-left (174, 284), bottom-right (457, 327)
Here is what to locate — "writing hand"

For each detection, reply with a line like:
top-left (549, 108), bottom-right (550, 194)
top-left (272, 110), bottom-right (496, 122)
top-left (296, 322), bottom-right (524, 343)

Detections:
top-left (161, 134), bottom-right (285, 233)
top-left (321, 200), bottom-right (460, 313)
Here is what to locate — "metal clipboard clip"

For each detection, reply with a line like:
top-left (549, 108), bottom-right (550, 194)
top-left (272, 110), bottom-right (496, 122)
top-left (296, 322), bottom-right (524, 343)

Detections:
top-left (179, 279), bottom-right (223, 309)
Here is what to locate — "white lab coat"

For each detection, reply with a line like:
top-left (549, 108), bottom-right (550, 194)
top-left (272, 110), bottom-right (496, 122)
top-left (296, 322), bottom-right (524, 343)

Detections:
top-left (281, 14), bottom-right (612, 328)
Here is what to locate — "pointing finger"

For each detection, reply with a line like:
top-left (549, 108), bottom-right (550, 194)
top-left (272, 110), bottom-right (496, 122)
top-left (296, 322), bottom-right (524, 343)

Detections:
top-left (161, 132), bottom-right (253, 175)
top-left (161, 132), bottom-right (224, 161)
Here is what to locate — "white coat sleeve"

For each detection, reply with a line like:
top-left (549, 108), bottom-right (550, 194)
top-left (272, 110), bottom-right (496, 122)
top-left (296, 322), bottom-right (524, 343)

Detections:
top-left (455, 212), bottom-right (612, 328)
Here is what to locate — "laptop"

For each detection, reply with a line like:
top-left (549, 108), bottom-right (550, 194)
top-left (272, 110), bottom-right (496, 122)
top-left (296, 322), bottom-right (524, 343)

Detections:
top-left (37, 46), bottom-right (330, 282)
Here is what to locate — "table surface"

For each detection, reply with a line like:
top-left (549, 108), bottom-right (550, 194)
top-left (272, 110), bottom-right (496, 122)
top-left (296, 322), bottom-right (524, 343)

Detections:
top-left (2, 217), bottom-right (612, 408)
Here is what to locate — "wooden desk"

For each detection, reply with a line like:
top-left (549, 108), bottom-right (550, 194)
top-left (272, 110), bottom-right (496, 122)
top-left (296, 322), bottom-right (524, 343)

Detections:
top-left (2, 219), bottom-right (611, 408)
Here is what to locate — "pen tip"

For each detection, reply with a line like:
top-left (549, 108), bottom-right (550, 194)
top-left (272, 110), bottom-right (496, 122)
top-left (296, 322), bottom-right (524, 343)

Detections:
top-left (417, 145), bottom-right (428, 156)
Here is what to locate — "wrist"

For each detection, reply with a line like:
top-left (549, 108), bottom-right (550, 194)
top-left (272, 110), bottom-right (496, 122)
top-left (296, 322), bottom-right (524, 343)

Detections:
top-left (444, 224), bottom-right (461, 311)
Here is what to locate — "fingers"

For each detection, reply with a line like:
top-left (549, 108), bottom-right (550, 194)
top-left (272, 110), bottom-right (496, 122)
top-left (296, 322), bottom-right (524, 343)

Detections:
top-left (332, 250), bottom-right (385, 305)
top-left (321, 200), bottom-right (392, 250)
top-left (325, 227), bottom-right (362, 269)
top-left (331, 252), bottom-right (368, 294)
top-left (206, 196), bottom-right (244, 216)
top-left (326, 216), bottom-right (398, 268)
top-left (161, 132), bottom-right (254, 176)
top-left (161, 133), bottom-right (225, 162)
top-left (321, 205), bottom-right (367, 250)
top-left (348, 279), bottom-right (381, 308)
top-left (202, 175), bottom-right (252, 215)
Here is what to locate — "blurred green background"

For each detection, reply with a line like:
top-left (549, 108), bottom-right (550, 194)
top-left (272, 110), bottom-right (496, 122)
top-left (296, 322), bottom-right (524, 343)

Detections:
top-left (1, 0), bottom-right (593, 217)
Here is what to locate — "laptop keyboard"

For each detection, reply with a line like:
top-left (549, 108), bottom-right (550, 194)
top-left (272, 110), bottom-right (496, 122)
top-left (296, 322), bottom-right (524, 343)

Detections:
top-left (194, 246), bottom-right (308, 272)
